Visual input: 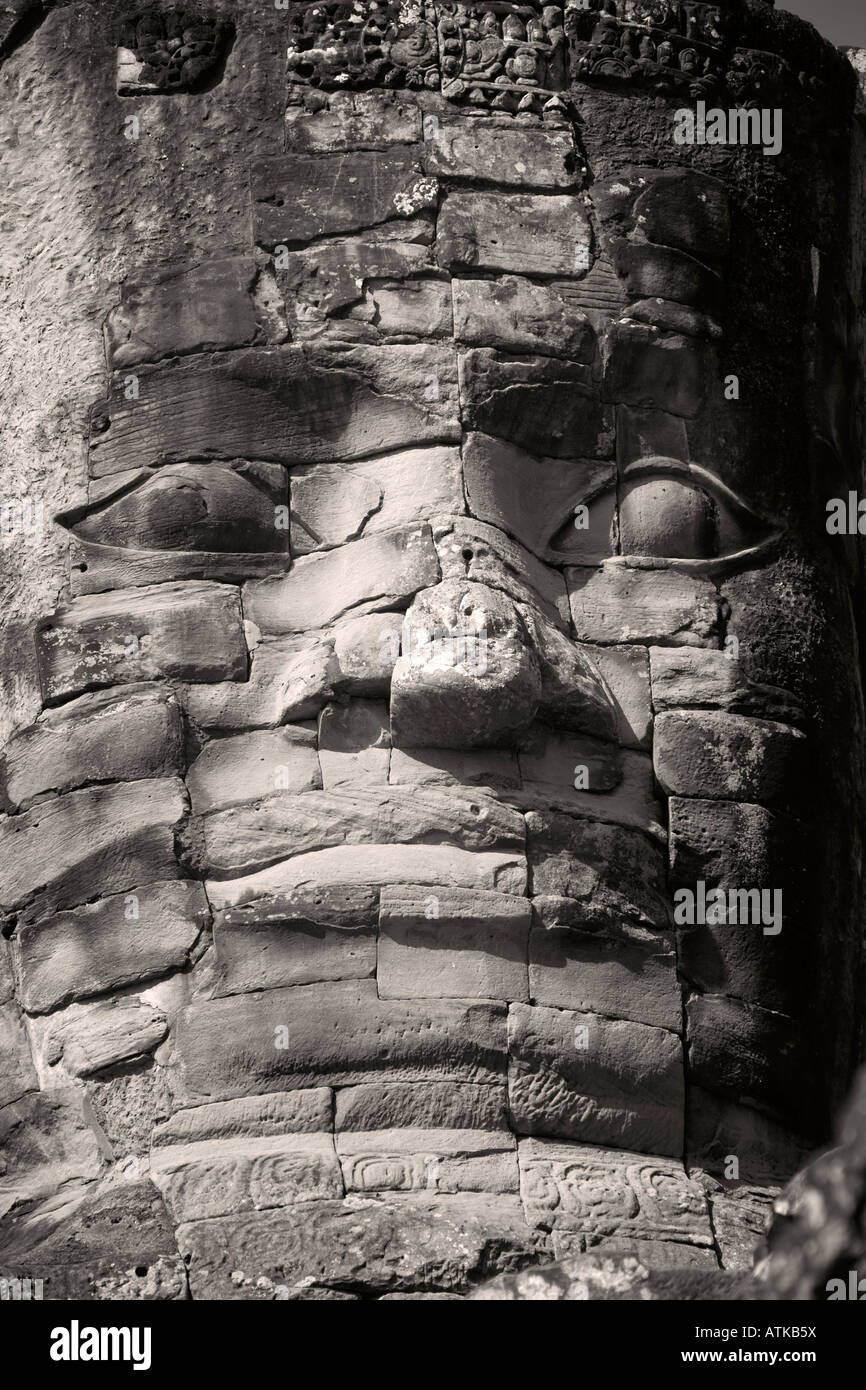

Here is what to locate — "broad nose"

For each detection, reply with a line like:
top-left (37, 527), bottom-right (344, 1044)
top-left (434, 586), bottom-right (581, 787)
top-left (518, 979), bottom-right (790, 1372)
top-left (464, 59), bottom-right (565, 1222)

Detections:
top-left (390, 579), bottom-right (541, 749)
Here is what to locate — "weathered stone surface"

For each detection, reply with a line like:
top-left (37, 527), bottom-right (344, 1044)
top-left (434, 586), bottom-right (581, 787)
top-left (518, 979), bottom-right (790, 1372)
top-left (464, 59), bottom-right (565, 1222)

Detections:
top-left (1, 685), bottom-right (184, 811)
top-left (348, 277), bottom-right (453, 340)
top-left (462, 431), bottom-right (613, 564)
top-left (284, 92), bottom-right (423, 152)
top-left (582, 644), bottom-right (652, 750)
top-left (105, 257), bottom-right (259, 368)
top-left (0, 1176), bottom-right (185, 1301)
top-left (344, 447), bottom-right (464, 534)
top-left (389, 746), bottom-right (522, 791)
top-left (508, 1003), bottom-right (684, 1157)
top-left (181, 635), bottom-right (340, 730)
top-left (437, 191), bottom-right (591, 277)
top-left (529, 920), bottom-right (679, 1032)
top-left (518, 1139), bottom-right (713, 1259)
top-left (88, 346), bottom-right (460, 478)
top-left (245, 525), bottom-right (440, 634)
top-left (517, 728), bottom-right (621, 793)
top-left (252, 150), bottom-right (438, 247)
top-left (436, 517), bottom-right (570, 629)
top-left (0, 1088), bottom-right (108, 1214)
top-left (670, 796), bottom-right (809, 1013)
top-left (152, 1133), bottom-right (343, 1223)
top-left (207, 844), bottom-right (526, 925)
top-left (453, 279), bottom-right (594, 359)
top-left (290, 466), bottom-right (382, 554)
top-left (525, 811), bottom-right (670, 935)
top-left (602, 324), bottom-right (712, 417)
top-left (174, 982), bottom-right (507, 1101)
top-left (423, 120), bottom-right (577, 189)
top-left (698, 1182), bottom-right (777, 1273)
top-left (36, 582), bottom-right (248, 703)
top-left (42, 998), bottom-right (168, 1079)
top-left (317, 700), bottom-right (390, 785)
top-left (567, 563), bottom-right (720, 646)
top-left (517, 749), bottom-right (664, 840)
top-left (337, 1127), bottom-right (518, 1195)
top-left (335, 1081), bottom-right (509, 1134)
top-left (0, 1000), bottom-right (37, 1106)
top-left (378, 885), bottom-right (531, 1002)
top-left (213, 918), bottom-right (376, 995)
top-left (332, 613), bottom-right (402, 697)
top-left (276, 221), bottom-right (435, 328)
top-left (520, 612), bottom-right (619, 739)
top-left (0, 779), bottom-right (188, 925)
top-left (390, 581), bottom-right (542, 750)
top-left (688, 994), bottom-right (807, 1128)
top-left (186, 727), bottom-right (321, 813)
top-left (459, 349), bottom-right (611, 460)
top-left (687, 1086), bottom-right (810, 1184)
top-left (654, 711), bottom-right (809, 810)
top-left (154, 1090), bottom-right (333, 1148)
top-left (195, 784), bottom-right (524, 878)
top-left (648, 647), bottom-right (806, 723)
top-left (15, 880), bottom-right (208, 1015)
top-left (178, 1194), bottom-right (548, 1298)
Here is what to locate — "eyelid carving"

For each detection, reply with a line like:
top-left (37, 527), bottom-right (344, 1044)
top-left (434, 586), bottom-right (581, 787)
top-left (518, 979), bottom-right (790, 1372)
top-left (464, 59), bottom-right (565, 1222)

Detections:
top-left (557, 455), bottom-right (779, 575)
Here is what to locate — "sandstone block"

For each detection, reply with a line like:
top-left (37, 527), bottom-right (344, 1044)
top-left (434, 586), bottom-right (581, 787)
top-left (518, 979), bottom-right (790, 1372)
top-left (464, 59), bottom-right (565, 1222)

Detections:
top-left (213, 918), bottom-right (376, 995)
top-left (207, 844), bottom-right (527, 927)
top-left (186, 727), bottom-right (321, 813)
top-left (653, 710), bottom-right (809, 809)
top-left (459, 349), bottom-right (611, 460)
top-left (0, 778), bottom-right (188, 924)
top-left (567, 562), bottom-right (720, 646)
top-left (252, 150), bottom-right (438, 246)
top-left (244, 524), bottom-right (440, 634)
top-left (437, 191), bottom-right (591, 277)
top-left (423, 121), bottom-right (578, 189)
top-left (337, 1127), bottom-right (518, 1196)
top-left (333, 613), bottom-right (402, 696)
top-left (43, 998), bottom-right (168, 1078)
top-left (181, 635), bottom-right (340, 730)
top-left (1, 685), bottom-right (184, 811)
top-left (177, 1194), bottom-right (548, 1298)
top-left (195, 784), bottom-right (524, 878)
top-left (518, 1138), bottom-right (713, 1254)
top-left (174, 981), bottom-right (507, 1101)
top-left (15, 880), bottom-right (208, 1014)
top-left (582, 644), bottom-right (652, 750)
top-left (508, 1002), bottom-right (684, 1156)
top-left (152, 1133), bottom-right (343, 1223)
top-left (529, 920), bottom-right (680, 1031)
top-left (88, 346), bottom-right (460, 478)
top-left (648, 647), bottom-right (805, 723)
top-left (453, 278), bottom-right (595, 359)
top-left (335, 1081), bottom-right (509, 1133)
top-left (36, 582), bottom-right (247, 703)
top-left (105, 256), bottom-right (259, 369)
top-left (153, 1090), bottom-right (333, 1147)
top-left (378, 885), bottom-right (531, 1002)
top-left (317, 700), bottom-right (390, 785)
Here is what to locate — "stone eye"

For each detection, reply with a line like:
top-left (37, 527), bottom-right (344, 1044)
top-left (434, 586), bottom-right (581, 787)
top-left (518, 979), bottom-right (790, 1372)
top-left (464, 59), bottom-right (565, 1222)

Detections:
top-left (558, 457), bottom-right (778, 574)
top-left (617, 460), bottom-right (777, 570)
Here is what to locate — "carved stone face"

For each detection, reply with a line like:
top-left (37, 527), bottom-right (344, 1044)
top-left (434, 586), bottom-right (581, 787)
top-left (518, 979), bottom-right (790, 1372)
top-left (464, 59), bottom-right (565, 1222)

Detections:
top-left (1, 0), bottom-right (863, 1298)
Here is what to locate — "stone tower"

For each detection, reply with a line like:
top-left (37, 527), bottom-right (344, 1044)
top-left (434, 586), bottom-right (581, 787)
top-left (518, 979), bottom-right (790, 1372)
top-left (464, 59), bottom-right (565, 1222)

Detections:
top-left (1, 0), bottom-right (865, 1298)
